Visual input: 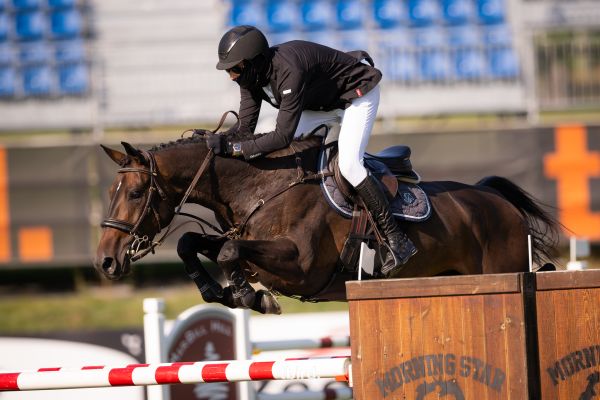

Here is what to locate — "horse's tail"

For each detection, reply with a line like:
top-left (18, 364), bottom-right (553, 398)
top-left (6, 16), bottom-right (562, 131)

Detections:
top-left (476, 175), bottom-right (560, 267)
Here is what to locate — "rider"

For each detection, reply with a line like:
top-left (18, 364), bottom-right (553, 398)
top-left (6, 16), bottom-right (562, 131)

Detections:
top-left (207, 25), bottom-right (417, 276)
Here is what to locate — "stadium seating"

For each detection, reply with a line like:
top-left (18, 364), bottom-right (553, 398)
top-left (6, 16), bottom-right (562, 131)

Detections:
top-left (48, 0), bottom-right (76, 9)
top-left (0, 43), bottom-right (14, 64)
top-left (0, 12), bottom-right (9, 41)
top-left (442, 0), bottom-right (475, 26)
top-left (454, 48), bottom-right (486, 80)
top-left (384, 50), bottom-right (419, 82)
top-left (477, 0), bottom-right (505, 25)
top-left (408, 0), bottom-right (440, 27)
top-left (266, 0), bottom-right (298, 33)
top-left (54, 38), bottom-right (84, 63)
top-left (488, 46), bottom-right (518, 78)
top-left (447, 25), bottom-right (480, 47)
top-left (51, 9), bottom-right (82, 39)
top-left (12, 0), bottom-right (41, 11)
top-left (19, 40), bottom-right (51, 64)
top-left (373, 0), bottom-right (407, 30)
top-left (57, 62), bottom-right (87, 95)
top-left (0, 65), bottom-right (15, 96)
top-left (420, 50), bottom-right (451, 81)
top-left (224, 0), bottom-right (519, 85)
top-left (15, 11), bottom-right (46, 41)
top-left (230, 0), bottom-right (265, 28)
top-left (336, 0), bottom-right (364, 30)
top-left (300, 0), bottom-right (334, 31)
top-left (22, 63), bottom-right (52, 95)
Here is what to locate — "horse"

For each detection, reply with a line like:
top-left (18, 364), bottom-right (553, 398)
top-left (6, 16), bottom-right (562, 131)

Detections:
top-left (94, 130), bottom-right (559, 314)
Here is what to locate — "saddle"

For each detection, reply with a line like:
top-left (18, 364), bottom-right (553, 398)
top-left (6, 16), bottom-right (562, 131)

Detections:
top-left (317, 143), bottom-right (431, 275)
top-left (319, 145), bottom-right (430, 221)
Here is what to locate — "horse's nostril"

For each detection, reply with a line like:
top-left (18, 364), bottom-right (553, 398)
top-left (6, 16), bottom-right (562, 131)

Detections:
top-left (102, 257), bottom-right (114, 272)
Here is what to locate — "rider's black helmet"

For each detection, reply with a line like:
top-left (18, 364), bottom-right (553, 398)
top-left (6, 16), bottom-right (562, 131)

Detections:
top-left (216, 25), bottom-right (269, 70)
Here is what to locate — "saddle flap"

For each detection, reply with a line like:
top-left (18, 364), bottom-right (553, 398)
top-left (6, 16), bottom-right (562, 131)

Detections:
top-left (318, 145), bottom-right (430, 221)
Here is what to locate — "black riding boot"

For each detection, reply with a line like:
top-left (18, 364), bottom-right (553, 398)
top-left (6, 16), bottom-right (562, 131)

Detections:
top-left (355, 175), bottom-right (417, 276)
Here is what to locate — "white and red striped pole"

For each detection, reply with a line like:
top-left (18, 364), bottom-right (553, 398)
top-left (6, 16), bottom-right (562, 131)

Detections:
top-left (252, 336), bottom-right (351, 353)
top-left (0, 357), bottom-right (350, 392)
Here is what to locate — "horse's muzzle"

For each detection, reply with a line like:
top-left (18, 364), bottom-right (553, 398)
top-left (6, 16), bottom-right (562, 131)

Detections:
top-left (95, 252), bottom-right (131, 280)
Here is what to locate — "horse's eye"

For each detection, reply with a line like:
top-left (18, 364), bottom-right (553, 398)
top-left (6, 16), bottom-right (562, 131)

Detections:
top-left (128, 190), bottom-right (143, 200)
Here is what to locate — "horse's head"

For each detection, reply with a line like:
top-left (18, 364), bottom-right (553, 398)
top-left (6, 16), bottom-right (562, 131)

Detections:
top-left (94, 142), bottom-right (174, 280)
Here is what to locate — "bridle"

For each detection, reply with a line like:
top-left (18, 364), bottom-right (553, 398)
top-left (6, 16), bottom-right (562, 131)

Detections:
top-left (100, 111), bottom-right (238, 262)
top-left (101, 149), bottom-right (170, 261)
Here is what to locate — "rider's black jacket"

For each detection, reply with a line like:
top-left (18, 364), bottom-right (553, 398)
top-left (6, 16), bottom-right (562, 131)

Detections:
top-left (234, 40), bottom-right (382, 160)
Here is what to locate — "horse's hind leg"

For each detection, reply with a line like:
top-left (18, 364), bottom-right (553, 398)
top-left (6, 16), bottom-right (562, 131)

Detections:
top-left (177, 232), bottom-right (227, 303)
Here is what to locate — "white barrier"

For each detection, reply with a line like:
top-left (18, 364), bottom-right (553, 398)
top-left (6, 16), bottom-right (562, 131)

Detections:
top-left (143, 299), bottom-right (352, 400)
top-left (0, 357), bottom-right (350, 392)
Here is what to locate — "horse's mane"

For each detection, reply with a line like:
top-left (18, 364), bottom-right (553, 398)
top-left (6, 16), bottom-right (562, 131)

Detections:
top-left (150, 129), bottom-right (261, 152)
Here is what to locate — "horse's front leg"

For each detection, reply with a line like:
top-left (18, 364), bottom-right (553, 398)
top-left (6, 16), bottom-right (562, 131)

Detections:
top-left (217, 238), bottom-right (301, 313)
top-left (177, 232), bottom-right (227, 303)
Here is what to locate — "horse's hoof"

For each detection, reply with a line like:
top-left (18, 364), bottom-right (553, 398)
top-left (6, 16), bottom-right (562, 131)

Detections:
top-left (257, 290), bottom-right (281, 315)
top-left (230, 284), bottom-right (256, 308)
top-left (199, 283), bottom-right (224, 303)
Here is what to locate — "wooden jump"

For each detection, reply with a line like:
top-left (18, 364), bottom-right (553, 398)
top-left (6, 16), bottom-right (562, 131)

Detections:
top-left (346, 270), bottom-right (600, 400)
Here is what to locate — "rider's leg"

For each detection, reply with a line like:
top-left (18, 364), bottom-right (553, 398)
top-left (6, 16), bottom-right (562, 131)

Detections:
top-left (338, 85), bottom-right (417, 276)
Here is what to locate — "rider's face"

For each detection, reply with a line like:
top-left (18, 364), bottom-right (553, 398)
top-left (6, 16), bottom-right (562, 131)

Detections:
top-left (226, 62), bottom-right (244, 81)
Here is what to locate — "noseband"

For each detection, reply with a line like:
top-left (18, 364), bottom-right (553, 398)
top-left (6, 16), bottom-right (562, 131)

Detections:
top-left (101, 149), bottom-right (169, 261)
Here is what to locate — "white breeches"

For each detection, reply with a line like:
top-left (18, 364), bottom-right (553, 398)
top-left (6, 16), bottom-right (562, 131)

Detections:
top-left (293, 84), bottom-right (380, 187)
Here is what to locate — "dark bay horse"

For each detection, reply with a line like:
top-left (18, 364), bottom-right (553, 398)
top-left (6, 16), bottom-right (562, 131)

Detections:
top-left (95, 133), bottom-right (559, 314)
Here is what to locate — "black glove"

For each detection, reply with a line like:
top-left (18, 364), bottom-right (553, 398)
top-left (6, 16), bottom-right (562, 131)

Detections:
top-left (205, 133), bottom-right (232, 156)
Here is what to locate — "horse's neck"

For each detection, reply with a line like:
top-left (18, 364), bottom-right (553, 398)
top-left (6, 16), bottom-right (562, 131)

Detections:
top-left (157, 145), bottom-right (300, 223)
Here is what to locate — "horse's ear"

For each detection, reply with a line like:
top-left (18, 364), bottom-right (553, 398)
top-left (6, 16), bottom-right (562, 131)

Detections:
top-left (121, 142), bottom-right (147, 165)
top-left (100, 144), bottom-right (127, 166)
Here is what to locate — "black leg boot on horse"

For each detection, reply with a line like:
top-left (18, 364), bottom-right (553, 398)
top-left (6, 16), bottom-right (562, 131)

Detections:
top-left (355, 174), bottom-right (418, 277)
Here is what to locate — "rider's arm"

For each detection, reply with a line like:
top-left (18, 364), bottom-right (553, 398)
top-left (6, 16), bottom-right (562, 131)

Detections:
top-left (235, 87), bottom-right (262, 136)
top-left (238, 72), bottom-right (304, 160)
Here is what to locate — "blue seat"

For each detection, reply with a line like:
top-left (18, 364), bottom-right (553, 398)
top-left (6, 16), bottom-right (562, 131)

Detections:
top-left (0, 43), bottom-right (15, 64)
top-left (0, 12), bottom-right (9, 41)
top-left (0, 65), bottom-right (16, 96)
top-left (408, 0), bottom-right (440, 27)
top-left (482, 23), bottom-right (511, 46)
top-left (336, 0), bottom-right (364, 30)
top-left (12, 0), bottom-right (41, 10)
top-left (266, 0), bottom-right (298, 33)
top-left (454, 48), bottom-right (486, 79)
top-left (386, 51), bottom-right (419, 83)
top-left (448, 25), bottom-right (480, 47)
top-left (338, 29), bottom-right (367, 51)
top-left (420, 50), bottom-right (451, 81)
top-left (229, 0), bottom-right (265, 28)
top-left (442, 0), bottom-right (474, 26)
top-left (22, 64), bottom-right (52, 95)
top-left (477, 0), bottom-right (504, 25)
top-left (48, 0), bottom-right (76, 9)
top-left (57, 62), bottom-right (87, 94)
top-left (488, 47), bottom-right (518, 79)
top-left (373, 0), bottom-right (407, 30)
top-left (19, 41), bottom-right (51, 63)
top-left (413, 26), bottom-right (446, 48)
top-left (15, 11), bottom-right (46, 41)
top-left (55, 39), bottom-right (85, 62)
top-left (300, 0), bottom-right (334, 31)
top-left (51, 9), bottom-right (82, 39)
